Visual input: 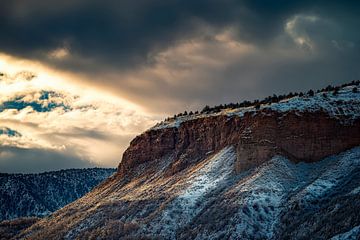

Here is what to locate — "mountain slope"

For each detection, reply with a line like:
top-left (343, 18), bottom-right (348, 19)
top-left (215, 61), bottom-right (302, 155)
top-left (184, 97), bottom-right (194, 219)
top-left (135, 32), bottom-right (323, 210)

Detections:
top-left (14, 83), bottom-right (360, 239)
top-left (0, 168), bottom-right (115, 221)
top-left (0, 217), bottom-right (40, 240)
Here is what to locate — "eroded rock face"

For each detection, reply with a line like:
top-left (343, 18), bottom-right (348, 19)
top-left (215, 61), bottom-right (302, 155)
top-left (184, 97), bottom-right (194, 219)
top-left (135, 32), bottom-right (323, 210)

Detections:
top-left (236, 110), bottom-right (360, 172)
top-left (118, 109), bottom-right (360, 176)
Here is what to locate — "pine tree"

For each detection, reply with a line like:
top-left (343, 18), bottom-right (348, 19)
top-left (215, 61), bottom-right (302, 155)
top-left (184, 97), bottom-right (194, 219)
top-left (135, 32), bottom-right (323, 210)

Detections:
top-left (201, 105), bottom-right (210, 114)
top-left (308, 90), bottom-right (314, 97)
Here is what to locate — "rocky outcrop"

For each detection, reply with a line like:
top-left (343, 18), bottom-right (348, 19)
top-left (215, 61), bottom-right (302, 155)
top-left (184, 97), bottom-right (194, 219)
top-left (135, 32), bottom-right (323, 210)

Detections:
top-left (235, 110), bottom-right (360, 172)
top-left (118, 109), bottom-right (360, 176)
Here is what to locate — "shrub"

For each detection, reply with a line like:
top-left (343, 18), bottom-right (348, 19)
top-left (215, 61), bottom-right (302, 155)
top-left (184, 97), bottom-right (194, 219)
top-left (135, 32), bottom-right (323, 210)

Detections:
top-left (123, 222), bottom-right (139, 234)
top-left (201, 105), bottom-right (210, 114)
top-left (307, 90), bottom-right (314, 97)
top-left (325, 85), bottom-right (334, 91)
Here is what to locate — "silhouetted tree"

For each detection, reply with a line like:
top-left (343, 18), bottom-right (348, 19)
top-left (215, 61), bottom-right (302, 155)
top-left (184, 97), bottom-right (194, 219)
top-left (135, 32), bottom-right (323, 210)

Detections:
top-left (201, 105), bottom-right (210, 114)
top-left (271, 94), bottom-right (279, 103)
top-left (308, 90), bottom-right (314, 97)
top-left (325, 85), bottom-right (334, 91)
top-left (288, 92), bottom-right (294, 98)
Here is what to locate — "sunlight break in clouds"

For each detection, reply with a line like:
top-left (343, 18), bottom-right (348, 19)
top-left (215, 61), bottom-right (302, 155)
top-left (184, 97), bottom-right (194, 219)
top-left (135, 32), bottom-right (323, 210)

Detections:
top-left (0, 53), bottom-right (158, 172)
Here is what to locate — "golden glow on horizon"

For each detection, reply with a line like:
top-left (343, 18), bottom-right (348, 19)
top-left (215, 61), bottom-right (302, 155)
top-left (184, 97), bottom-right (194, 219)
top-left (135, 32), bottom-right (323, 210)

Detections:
top-left (0, 52), bottom-right (158, 167)
top-left (0, 53), bottom-right (152, 115)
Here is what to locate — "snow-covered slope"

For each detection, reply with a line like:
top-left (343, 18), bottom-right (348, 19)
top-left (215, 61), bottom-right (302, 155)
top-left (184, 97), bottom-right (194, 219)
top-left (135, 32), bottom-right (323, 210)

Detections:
top-left (153, 84), bottom-right (360, 130)
top-left (0, 168), bottom-right (115, 221)
top-left (15, 147), bottom-right (360, 239)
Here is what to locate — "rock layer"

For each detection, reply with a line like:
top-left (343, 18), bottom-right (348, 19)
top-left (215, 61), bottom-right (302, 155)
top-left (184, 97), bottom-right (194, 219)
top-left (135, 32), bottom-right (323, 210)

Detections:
top-left (119, 109), bottom-right (360, 176)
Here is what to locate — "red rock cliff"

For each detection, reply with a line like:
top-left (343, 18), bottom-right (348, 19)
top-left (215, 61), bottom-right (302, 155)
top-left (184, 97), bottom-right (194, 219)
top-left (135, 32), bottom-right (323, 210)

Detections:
top-left (118, 109), bottom-right (360, 176)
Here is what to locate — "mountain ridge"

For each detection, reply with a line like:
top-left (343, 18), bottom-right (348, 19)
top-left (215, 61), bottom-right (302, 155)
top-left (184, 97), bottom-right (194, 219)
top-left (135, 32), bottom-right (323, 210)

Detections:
top-left (11, 82), bottom-right (360, 239)
top-left (0, 168), bottom-right (115, 221)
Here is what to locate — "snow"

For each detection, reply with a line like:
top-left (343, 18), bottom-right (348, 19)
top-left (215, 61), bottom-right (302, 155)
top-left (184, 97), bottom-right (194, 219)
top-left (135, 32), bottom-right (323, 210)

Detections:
top-left (264, 86), bottom-right (360, 123)
top-left (139, 146), bottom-right (360, 239)
top-left (180, 146), bottom-right (235, 205)
top-left (330, 225), bottom-right (360, 240)
top-left (349, 186), bottom-right (360, 195)
top-left (148, 146), bottom-right (236, 237)
top-left (296, 147), bottom-right (360, 202)
top-left (14, 146), bottom-right (360, 239)
top-left (227, 156), bottom-right (299, 239)
top-left (151, 84), bottom-right (360, 130)
top-left (219, 147), bottom-right (360, 239)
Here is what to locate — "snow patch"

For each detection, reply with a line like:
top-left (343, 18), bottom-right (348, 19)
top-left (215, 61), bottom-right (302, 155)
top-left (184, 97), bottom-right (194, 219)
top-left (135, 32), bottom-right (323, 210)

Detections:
top-left (229, 156), bottom-right (298, 239)
top-left (148, 146), bottom-right (236, 237)
top-left (265, 86), bottom-right (360, 124)
top-left (330, 225), bottom-right (360, 240)
top-left (297, 147), bottom-right (360, 202)
top-left (151, 84), bottom-right (360, 130)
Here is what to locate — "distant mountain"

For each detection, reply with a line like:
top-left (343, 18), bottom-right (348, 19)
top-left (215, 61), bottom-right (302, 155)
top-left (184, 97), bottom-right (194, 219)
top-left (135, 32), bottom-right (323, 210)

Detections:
top-left (12, 82), bottom-right (360, 239)
top-left (0, 168), bottom-right (115, 221)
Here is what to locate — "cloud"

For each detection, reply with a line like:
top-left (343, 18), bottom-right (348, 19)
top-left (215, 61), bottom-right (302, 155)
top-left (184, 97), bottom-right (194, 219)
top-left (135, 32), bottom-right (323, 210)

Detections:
top-left (285, 15), bottom-right (319, 50)
top-left (0, 71), bottom-right (157, 171)
top-left (1, 0), bottom-right (358, 115)
top-left (0, 1), bottom-right (357, 71)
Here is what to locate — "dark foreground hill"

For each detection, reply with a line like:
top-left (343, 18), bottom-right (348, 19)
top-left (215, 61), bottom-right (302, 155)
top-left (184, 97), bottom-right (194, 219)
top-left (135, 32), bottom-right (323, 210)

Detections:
top-left (9, 83), bottom-right (360, 239)
top-left (0, 168), bottom-right (115, 221)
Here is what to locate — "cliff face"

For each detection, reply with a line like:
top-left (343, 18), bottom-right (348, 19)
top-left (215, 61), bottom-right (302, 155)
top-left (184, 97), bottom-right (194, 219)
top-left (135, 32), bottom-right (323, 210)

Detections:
top-left (119, 110), bottom-right (360, 176)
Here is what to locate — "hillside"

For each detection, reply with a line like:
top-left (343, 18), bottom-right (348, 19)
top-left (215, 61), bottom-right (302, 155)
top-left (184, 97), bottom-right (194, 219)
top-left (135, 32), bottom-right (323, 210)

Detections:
top-left (0, 168), bottom-right (115, 221)
top-left (12, 83), bottom-right (360, 239)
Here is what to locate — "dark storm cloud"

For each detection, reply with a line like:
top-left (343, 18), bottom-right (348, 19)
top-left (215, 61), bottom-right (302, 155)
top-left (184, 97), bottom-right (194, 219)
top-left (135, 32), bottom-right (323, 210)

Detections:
top-left (1, 0), bottom-right (360, 114)
top-left (0, 146), bottom-right (96, 173)
top-left (0, 0), bottom-right (356, 70)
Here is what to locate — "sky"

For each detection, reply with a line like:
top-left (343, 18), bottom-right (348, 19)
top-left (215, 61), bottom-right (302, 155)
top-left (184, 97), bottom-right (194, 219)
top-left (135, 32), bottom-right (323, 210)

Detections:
top-left (1, 0), bottom-right (360, 173)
